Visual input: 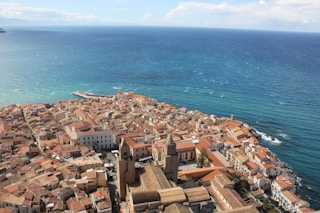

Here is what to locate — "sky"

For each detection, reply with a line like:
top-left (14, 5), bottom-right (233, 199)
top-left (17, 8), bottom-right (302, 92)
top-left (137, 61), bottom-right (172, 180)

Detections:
top-left (0, 0), bottom-right (320, 32)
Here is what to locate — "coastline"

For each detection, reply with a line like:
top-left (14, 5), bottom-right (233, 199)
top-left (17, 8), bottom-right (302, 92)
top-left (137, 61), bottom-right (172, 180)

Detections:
top-left (0, 90), bottom-right (315, 212)
top-left (70, 91), bottom-right (305, 210)
top-left (1, 27), bottom-right (319, 209)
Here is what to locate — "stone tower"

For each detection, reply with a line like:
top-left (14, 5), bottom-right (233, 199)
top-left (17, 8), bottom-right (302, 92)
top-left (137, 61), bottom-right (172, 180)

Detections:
top-left (117, 138), bottom-right (136, 200)
top-left (161, 134), bottom-right (179, 183)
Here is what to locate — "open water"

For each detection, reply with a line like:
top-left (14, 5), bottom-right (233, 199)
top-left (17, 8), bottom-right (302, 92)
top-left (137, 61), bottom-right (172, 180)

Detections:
top-left (0, 26), bottom-right (320, 208)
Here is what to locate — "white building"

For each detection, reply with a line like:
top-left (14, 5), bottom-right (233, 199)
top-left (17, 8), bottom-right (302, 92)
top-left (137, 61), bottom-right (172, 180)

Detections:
top-left (65, 121), bottom-right (115, 150)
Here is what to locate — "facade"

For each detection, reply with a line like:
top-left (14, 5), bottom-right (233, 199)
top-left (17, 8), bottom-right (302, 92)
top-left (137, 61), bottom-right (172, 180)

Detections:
top-left (90, 189), bottom-right (112, 213)
top-left (65, 121), bottom-right (115, 150)
top-left (122, 136), bottom-right (149, 161)
top-left (225, 148), bottom-right (249, 173)
top-left (2, 194), bottom-right (32, 213)
top-left (273, 190), bottom-right (310, 213)
top-left (176, 140), bottom-right (196, 162)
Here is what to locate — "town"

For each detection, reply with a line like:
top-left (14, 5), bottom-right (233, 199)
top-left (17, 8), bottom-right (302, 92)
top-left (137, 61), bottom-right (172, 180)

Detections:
top-left (0, 91), bottom-right (315, 213)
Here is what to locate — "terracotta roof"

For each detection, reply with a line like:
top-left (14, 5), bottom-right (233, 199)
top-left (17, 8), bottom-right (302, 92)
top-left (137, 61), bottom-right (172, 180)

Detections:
top-left (158, 187), bottom-right (186, 204)
top-left (4, 184), bottom-right (19, 194)
top-left (224, 135), bottom-right (241, 147)
top-left (139, 164), bottom-right (171, 190)
top-left (81, 170), bottom-right (97, 180)
top-left (196, 137), bottom-right (212, 149)
top-left (219, 205), bottom-right (259, 213)
top-left (0, 207), bottom-right (18, 213)
top-left (178, 166), bottom-right (223, 179)
top-left (124, 136), bottom-right (146, 149)
top-left (153, 143), bottom-right (164, 152)
top-left (275, 175), bottom-right (295, 190)
top-left (2, 194), bottom-right (24, 205)
top-left (70, 201), bottom-right (85, 212)
top-left (246, 161), bottom-right (259, 170)
top-left (207, 150), bottom-right (230, 167)
top-left (184, 186), bottom-right (210, 203)
top-left (282, 190), bottom-right (300, 204)
top-left (215, 174), bottom-right (234, 187)
top-left (176, 141), bottom-right (195, 150)
top-left (209, 178), bottom-right (246, 210)
top-left (132, 191), bottom-right (160, 204)
top-left (163, 203), bottom-right (192, 213)
top-left (201, 169), bottom-right (228, 182)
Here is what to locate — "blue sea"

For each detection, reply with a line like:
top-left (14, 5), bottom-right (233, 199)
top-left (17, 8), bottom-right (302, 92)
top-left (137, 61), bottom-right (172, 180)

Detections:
top-left (1, 26), bottom-right (320, 208)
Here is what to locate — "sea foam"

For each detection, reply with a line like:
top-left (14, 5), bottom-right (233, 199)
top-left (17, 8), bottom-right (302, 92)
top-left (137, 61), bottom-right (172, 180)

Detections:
top-left (255, 129), bottom-right (282, 144)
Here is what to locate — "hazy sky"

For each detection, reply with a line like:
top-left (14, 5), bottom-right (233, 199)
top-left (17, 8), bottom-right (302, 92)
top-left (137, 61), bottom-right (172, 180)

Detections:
top-left (1, 0), bottom-right (320, 32)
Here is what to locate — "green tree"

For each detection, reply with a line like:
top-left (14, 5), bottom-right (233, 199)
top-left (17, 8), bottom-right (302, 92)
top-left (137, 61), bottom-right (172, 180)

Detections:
top-left (235, 179), bottom-right (250, 198)
top-left (92, 141), bottom-right (98, 150)
top-left (197, 148), bottom-right (208, 168)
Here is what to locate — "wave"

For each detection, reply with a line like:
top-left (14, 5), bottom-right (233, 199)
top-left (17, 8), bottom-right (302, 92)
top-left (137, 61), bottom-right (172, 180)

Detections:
top-left (255, 129), bottom-right (282, 144)
top-left (277, 132), bottom-right (290, 139)
top-left (10, 88), bottom-right (20, 92)
top-left (112, 86), bottom-right (122, 90)
top-left (296, 176), bottom-right (302, 187)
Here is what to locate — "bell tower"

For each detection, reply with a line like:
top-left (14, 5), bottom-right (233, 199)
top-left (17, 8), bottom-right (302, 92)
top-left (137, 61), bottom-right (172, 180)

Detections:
top-left (161, 134), bottom-right (179, 183)
top-left (117, 138), bottom-right (135, 200)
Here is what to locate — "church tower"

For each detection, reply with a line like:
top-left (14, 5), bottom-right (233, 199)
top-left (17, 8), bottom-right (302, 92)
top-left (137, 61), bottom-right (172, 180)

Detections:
top-left (117, 138), bottom-right (135, 200)
top-left (161, 134), bottom-right (179, 183)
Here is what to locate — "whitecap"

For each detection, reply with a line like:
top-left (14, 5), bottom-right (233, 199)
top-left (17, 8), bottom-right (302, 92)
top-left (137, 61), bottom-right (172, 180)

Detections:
top-left (112, 86), bottom-right (122, 90)
top-left (277, 132), bottom-right (290, 139)
top-left (296, 176), bottom-right (302, 186)
top-left (255, 129), bottom-right (282, 144)
top-left (279, 101), bottom-right (285, 105)
top-left (220, 94), bottom-right (224, 98)
top-left (184, 87), bottom-right (189, 93)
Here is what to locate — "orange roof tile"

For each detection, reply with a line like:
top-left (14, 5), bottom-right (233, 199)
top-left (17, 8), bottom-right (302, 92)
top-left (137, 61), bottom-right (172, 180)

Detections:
top-left (124, 136), bottom-right (146, 149)
top-left (246, 161), bottom-right (259, 170)
top-left (176, 141), bottom-right (195, 150)
top-left (178, 167), bottom-right (224, 179)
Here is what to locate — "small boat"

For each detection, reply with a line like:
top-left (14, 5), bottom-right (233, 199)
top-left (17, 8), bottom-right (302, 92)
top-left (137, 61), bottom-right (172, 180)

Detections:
top-left (0, 28), bottom-right (5, 33)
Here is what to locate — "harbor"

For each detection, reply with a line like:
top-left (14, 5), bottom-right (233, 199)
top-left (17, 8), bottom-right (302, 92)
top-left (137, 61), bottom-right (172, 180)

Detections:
top-left (72, 91), bottom-right (113, 99)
